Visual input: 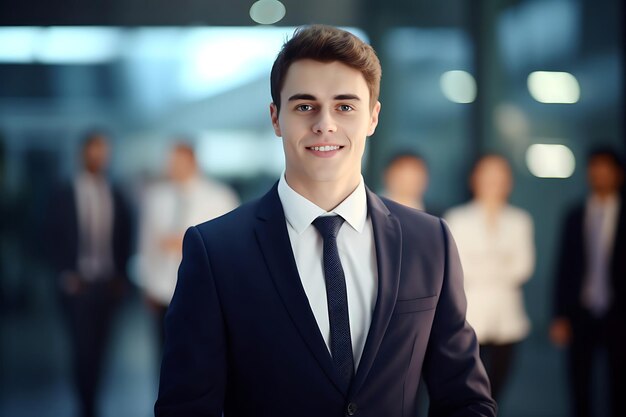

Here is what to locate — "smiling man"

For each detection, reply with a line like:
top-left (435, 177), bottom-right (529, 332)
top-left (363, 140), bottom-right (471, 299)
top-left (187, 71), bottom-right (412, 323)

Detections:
top-left (155, 25), bottom-right (496, 417)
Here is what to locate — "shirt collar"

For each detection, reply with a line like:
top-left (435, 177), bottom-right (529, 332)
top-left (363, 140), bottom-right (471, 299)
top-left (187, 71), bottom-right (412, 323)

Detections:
top-left (179, 175), bottom-right (202, 191)
top-left (77, 170), bottom-right (106, 185)
top-left (277, 172), bottom-right (368, 235)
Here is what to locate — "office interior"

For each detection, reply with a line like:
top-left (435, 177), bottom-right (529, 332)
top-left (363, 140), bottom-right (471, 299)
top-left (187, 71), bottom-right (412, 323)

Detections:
top-left (0, 1), bottom-right (624, 416)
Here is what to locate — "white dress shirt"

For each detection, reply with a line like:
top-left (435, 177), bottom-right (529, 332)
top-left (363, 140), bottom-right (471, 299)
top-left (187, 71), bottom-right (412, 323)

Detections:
top-left (277, 174), bottom-right (378, 369)
top-left (138, 176), bottom-right (240, 305)
top-left (582, 194), bottom-right (620, 315)
top-left (75, 172), bottom-right (114, 281)
top-left (445, 202), bottom-right (535, 344)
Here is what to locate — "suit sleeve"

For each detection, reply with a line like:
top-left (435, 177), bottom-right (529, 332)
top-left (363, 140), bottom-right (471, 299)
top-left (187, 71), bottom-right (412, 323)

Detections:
top-left (155, 226), bottom-right (226, 417)
top-left (422, 219), bottom-right (497, 417)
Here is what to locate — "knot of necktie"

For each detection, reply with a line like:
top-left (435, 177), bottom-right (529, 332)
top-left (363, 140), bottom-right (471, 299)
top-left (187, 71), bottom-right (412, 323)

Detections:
top-left (313, 215), bottom-right (345, 240)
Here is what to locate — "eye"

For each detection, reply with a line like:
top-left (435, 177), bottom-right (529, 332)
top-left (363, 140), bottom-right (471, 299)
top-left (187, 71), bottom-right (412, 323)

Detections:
top-left (338, 104), bottom-right (354, 112)
top-left (296, 104), bottom-right (314, 112)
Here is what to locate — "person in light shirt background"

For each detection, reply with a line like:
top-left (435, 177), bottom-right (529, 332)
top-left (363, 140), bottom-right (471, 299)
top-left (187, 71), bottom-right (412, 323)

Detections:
top-left (444, 154), bottom-right (535, 403)
top-left (137, 142), bottom-right (240, 349)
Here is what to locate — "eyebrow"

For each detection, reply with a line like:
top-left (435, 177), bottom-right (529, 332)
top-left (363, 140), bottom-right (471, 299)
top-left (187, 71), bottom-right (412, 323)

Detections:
top-left (287, 93), bottom-right (361, 101)
top-left (334, 94), bottom-right (361, 101)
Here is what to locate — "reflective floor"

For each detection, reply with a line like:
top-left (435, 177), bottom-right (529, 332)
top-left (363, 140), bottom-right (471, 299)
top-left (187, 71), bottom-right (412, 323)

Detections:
top-left (0, 276), bottom-right (159, 417)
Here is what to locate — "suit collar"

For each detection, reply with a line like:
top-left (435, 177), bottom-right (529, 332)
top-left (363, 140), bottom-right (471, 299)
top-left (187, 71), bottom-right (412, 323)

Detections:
top-left (276, 173), bottom-right (368, 234)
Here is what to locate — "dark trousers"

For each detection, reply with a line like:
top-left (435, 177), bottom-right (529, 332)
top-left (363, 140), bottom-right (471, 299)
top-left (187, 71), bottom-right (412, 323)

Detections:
top-left (61, 281), bottom-right (120, 417)
top-left (568, 311), bottom-right (626, 417)
top-left (154, 303), bottom-right (168, 363)
top-left (479, 342), bottom-right (517, 402)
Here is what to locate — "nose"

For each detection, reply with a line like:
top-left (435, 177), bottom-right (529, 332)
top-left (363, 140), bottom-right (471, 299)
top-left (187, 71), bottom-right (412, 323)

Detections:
top-left (312, 109), bottom-right (338, 134)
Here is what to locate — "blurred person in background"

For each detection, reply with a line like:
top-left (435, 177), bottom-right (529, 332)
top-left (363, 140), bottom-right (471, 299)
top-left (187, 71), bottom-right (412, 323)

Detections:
top-left (383, 151), bottom-right (440, 215)
top-left (445, 154), bottom-right (535, 402)
top-left (550, 148), bottom-right (625, 417)
top-left (46, 130), bottom-right (132, 417)
top-left (137, 142), bottom-right (239, 352)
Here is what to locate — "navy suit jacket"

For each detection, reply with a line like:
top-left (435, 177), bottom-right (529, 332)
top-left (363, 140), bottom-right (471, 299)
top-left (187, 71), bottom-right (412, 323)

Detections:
top-left (156, 184), bottom-right (496, 417)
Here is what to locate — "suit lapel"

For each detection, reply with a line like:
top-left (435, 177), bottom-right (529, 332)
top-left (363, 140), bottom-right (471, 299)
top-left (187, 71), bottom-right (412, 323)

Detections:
top-left (351, 189), bottom-right (402, 395)
top-left (254, 184), bottom-right (348, 396)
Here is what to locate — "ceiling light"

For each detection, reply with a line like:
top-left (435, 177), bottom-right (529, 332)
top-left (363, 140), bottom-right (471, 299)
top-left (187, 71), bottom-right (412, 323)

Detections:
top-left (250, 0), bottom-right (286, 25)
top-left (440, 70), bottom-right (477, 104)
top-left (526, 143), bottom-right (576, 178)
top-left (527, 71), bottom-right (580, 104)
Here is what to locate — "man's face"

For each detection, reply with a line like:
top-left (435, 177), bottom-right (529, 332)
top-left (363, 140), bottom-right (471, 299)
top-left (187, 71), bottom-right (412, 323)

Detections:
top-left (270, 59), bottom-right (380, 191)
top-left (588, 155), bottom-right (623, 195)
top-left (83, 136), bottom-right (110, 174)
top-left (168, 148), bottom-right (196, 183)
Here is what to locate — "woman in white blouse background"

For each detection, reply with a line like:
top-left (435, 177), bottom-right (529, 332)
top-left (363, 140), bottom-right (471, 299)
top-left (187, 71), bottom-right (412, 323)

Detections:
top-left (444, 154), bottom-right (535, 403)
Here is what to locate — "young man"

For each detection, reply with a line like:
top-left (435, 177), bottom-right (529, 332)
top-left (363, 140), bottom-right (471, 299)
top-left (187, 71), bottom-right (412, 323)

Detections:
top-left (155, 25), bottom-right (495, 417)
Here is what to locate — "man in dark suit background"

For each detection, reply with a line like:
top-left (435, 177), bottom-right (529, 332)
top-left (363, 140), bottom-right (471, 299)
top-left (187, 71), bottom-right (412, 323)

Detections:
top-left (156, 25), bottom-right (495, 417)
top-left (550, 148), bottom-right (625, 417)
top-left (47, 131), bottom-right (132, 417)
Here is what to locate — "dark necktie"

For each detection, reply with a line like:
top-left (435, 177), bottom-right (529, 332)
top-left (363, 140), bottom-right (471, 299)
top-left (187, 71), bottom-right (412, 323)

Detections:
top-left (313, 215), bottom-right (354, 390)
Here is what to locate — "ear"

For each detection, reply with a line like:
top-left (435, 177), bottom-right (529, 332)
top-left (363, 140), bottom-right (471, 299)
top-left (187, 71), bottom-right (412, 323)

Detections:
top-left (367, 101), bottom-right (381, 137)
top-left (270, 103), bottom-right (282, 137)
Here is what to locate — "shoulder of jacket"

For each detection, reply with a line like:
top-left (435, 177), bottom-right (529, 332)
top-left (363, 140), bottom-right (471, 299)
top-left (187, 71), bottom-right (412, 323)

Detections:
top-left (380, 195), bottom-right (442, 232)
top-left (195, 197), bottom-right (259, 233)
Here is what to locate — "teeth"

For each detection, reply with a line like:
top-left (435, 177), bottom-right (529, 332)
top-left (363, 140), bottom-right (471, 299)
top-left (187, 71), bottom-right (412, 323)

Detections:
top-left (310, 145), bottom-right (341, 152)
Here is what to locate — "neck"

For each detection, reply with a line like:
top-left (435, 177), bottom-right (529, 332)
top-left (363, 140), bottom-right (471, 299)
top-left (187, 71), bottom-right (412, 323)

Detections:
top-left (477, 198), bottom-right (505, 215)
top-left (84, 168), bottom-right (103, 177)
top-left (592, 190), bottom-right (617, 202)
top-left (176, 173), bottom-right (196, 186)
top-left (285, 172), bottom-right (361, 212)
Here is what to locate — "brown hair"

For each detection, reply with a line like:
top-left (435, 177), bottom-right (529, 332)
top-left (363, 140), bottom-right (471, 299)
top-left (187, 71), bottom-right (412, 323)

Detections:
top-left (270, 25), bottom-right (382, 113)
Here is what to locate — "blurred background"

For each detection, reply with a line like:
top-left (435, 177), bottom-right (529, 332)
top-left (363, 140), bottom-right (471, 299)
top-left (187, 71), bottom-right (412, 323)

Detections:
top-left (0, 0), bottom-right (623, 416)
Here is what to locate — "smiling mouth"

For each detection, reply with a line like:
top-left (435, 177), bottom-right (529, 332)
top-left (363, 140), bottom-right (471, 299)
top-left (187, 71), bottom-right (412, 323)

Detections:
top-left (306, 145), bottom-right (344, 152)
